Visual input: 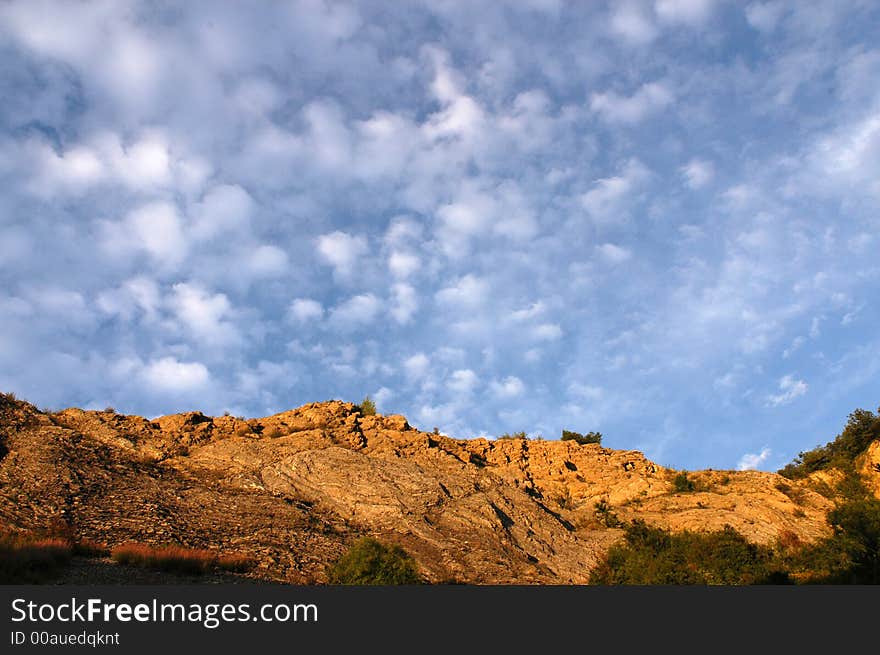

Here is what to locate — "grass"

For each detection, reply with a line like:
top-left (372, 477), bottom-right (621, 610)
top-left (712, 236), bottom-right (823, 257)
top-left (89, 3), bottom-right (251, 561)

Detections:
top-left (111, 543), bottom-right (254, 575)
top-left (72, 538), bottom-right (111, 558)
top-left (0, 532), bottom-right (72, 583)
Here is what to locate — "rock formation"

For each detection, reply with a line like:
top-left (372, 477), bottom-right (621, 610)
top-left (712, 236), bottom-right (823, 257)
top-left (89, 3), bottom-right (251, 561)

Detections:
top-left (1, 393), bottom-right (875, 583)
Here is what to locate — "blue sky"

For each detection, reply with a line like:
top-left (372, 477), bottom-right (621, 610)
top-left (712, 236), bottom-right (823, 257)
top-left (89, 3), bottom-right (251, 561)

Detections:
top-left (1, 1), bottom-right (878, 471)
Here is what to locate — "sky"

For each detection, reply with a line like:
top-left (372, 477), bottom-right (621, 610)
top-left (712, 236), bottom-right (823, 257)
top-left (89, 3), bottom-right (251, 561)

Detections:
top-left (1, 0), bottom-right (879, 472)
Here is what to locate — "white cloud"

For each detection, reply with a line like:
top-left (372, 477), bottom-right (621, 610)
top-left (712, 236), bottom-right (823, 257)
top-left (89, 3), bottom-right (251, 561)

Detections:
top-left (448, 369), bottom-right (479, 394)
top-left (316, 231), bottom-right (367, 278)
top-left (245, 244), bottom-right (288, 278)
top-left (610, 1), bottom-right (659, 45)
top-left (581, 159), bottom-right (650, 224)
top-left (101, 202), bottom-right (187, 268)
top-left (568, 382), bottom-right (604, 401)
top-left (766, 375), bottom-right (808, 407)
top-left (168, 283), bottom-right (240, 348)
top-left (656, 0), bottom-right (716, 25)
top-left (191, 185), bottom-right (255, 240)
top-left (491, 375), bottom-right (525, 399)
top-left (510, 302), bottom-right (546, 322)
top-left (142, 357), bottom-right (210, 393)
top-left (96, 277), bottom-right (160, 321)
top-left (329, 293), bottom-right (382, 327)
top-left (597, 243), bottom-right (632, 264)
top-left (390, 283), bottom-right (419, 324)
top-left (810, 111), bottom-right (880, 197)
top-left (404, 352), bottom-right (430, 380)
top-left (532, 323), bottom-right (563, 341)
top-left (737, 447), bottom-right (772, 471)
top-left (373, 386), bottom-right (394, 410)
top-left (745, 1), bottom-right (786, 32)
top-left (782, 336), bottom-right (805, 359)
top-left (388, 251), bottom-right (420, 279)
top-left (681, 158), bottom-right (715, 189)
top-left (288, 298), bottom-right (324, 323)
top-left (590, 82), bottom-right (673, 124)
top-left (435, 275), bottom-right (490, 309)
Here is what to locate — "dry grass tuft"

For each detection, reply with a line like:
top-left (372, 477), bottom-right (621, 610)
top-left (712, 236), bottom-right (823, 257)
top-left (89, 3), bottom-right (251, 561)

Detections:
top-left (111, 543), bottom-right (253, 575)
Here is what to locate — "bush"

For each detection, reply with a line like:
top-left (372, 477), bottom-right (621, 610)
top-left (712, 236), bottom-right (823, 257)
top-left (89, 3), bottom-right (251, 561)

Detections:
top-left (561, 430), bottom-right (602, 445)
top-left (590, 521), bottom-right (789, 585)
top-left (824, 495), bottom-right (880, 584)
top-left (779, 407), bottom-right (880, 479)
top-left (327, 537), bottom-right (422, 585)
top-left (356, 396), bottom-right (377, 416)
top-left (672, 472), bottom-right (696, 492)
top-left (594, 499), bottom-right (621, 528)
top-left (496, 431), bottom-right (529, 440)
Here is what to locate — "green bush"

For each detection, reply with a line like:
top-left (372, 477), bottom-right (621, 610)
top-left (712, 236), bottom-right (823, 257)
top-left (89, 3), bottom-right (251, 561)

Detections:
top-left (672, 472), bottom-right (696, 492)
top-left (561, 430), bottom-right (602, 445)
top-left (356, 396), bottom-right (377, 416)
top-left (496, 431), bottom-right (528, 440)
top-left (590, 521), bottom-right (789, 585)
top-left (327, 537), bottom-right (422, 585)
top-left (782, 479), bottom-right (880, 584)
top-left (594, 499), bottom-right (621, 528)
top-left (779, 407), bottom-right (880, 479)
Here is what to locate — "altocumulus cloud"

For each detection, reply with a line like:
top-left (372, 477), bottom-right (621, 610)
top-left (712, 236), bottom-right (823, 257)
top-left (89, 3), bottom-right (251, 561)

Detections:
top-left (0, 1), bottom-right (879, 469)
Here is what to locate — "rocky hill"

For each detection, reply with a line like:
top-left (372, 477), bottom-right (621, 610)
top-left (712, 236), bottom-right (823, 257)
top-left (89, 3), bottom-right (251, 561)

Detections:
top-left (1, 393), bottom-right (876, 584)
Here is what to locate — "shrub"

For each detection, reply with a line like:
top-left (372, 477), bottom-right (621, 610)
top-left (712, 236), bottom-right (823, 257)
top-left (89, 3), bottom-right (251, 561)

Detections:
top-left (594, 499), bottom-right (621, 528)
top-left (673, 472), bottom-right (696, 492)
top-left (822, 494), bottom-right (880, 583)
top-left (356, 396), bottom-right (377, 416)
top-left (552, 487), bottom-right (573, 510)
top-left (104, 406), bottom-right (116, 414)
top-left (590, 521), bottom-right (789, 585)
top-left (327, 537), bottom-right (422, 585)
top-left (779, 407), bottom-right (880, 480)
top-left (497, 431), bottom-right (529, 440)
top-left (561, 430), bottom-right (603, 445)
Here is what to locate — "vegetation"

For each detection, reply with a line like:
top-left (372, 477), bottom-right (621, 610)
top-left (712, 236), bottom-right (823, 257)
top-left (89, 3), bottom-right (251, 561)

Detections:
top-left (72, 538), bottom-right (110, 558)
top-left (779, 407), bottom-right (880, 479)
top-left (0, 532), bottom-right (72, 583)
top-left (594, 499), bottom-right (621, 528)
top-left (327, 537), bottom-right (422, 585)
top-left (111, 543), bottom-right (253, 575)
top-left (561, 429), bottom-right (602, 445)
top-left (590, 520), bottom-right (790, 585)
top-left (356, 396), bottom-right (377, 416)
top-left (672, 471), bottom-right (696, 492)
top-left (777, 474), bottom-right (880, 584)
top-left (496, 431), bottom-right (529, 440)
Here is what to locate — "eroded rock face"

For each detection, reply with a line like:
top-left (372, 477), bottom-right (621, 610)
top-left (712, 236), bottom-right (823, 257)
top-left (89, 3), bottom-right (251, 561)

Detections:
top-left (0, 395), bottom-right (868, 583)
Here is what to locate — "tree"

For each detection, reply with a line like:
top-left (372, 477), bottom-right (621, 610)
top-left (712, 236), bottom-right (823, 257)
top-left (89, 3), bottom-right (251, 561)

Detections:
top-left (561, 429), bottom-right (602, 445)
top-left (779, 407), bottom-right (880, 479)
top-left (357, 396), bottom-right (377, 416)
